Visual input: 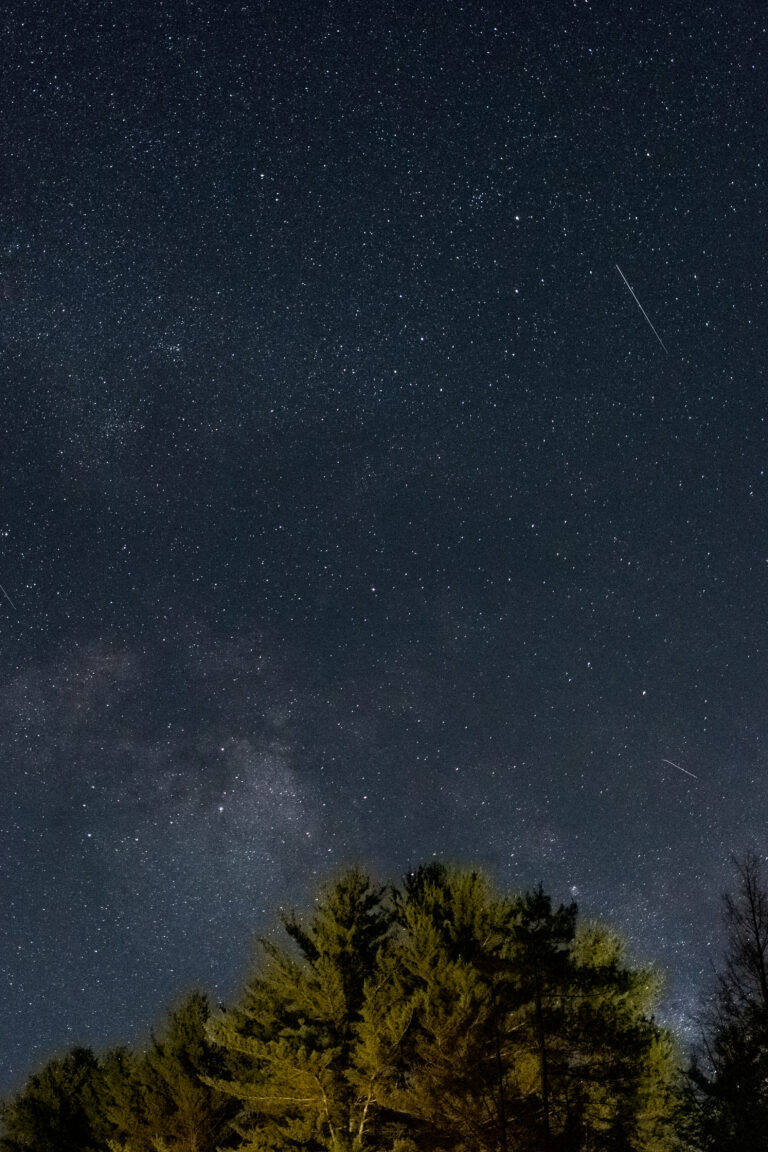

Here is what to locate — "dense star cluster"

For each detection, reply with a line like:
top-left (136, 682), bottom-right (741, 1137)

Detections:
top-left (2, 0), bottom-right (767, 1092)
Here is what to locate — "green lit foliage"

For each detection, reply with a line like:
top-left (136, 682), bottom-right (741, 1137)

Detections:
top-left (100, 990), bottom-right (236, 1152)
top-left (358, 865), bottom-right (680, 1152)
top-left (358, 865), bottom-right (523, 1152)
top-left (1, 863), bottom-right (683, 1152)
top-left (554, 922), bottom-right (681, 1150)
top-left (207, 868), bottom-right (393, 1152)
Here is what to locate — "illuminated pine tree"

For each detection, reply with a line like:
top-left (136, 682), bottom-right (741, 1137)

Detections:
top-left (357, 866), bottom-right (680, 1152)
top-left (100, 991), bottom-right (236, 1152)
top-left (207, 869), bottom-right (392, 1152)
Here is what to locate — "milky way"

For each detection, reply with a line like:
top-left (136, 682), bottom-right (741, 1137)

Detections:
top-left (2, 0), bottom-right (767, 1091)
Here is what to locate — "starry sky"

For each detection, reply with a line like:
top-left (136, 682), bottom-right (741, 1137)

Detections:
top-left (2, 0), bottom-right (768, 1091)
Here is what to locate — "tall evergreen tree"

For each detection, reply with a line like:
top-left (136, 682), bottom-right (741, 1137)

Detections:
top-left (507, 886), bottom-right (577, 1149)
top-left (0, 1046), bottom-right (105, 1152)
top-left (100, 990), bottom-right (236, 1152)
top-left (358, 866), bottom-right (680, 1152)
top-left (551, 921), bottom-right (680, 1151)
top-left (207, 869), bottom-right (393, 1152)
top-left (359, 865), bottom-right (520, 1152)
top-left (686, 851), bottom-right (768, 1149)
top-left (1, 860), bottom-right (684, 1152)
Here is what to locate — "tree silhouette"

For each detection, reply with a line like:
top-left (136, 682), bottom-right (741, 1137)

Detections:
top-left (687, 851), bottom-right (768, 1149)
top-left (0, 1047), bottom-right (104, 1152)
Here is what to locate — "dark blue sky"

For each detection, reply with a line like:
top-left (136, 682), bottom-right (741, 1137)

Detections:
top-left (2, 0), bottom-right (768, 1091)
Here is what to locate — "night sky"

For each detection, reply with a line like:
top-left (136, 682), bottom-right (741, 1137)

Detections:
top-left (3, 0), bottom-right (768, 1092)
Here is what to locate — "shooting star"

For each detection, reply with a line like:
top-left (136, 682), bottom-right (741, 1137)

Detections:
top-left (615, 264), bottom-right (669, 354)
top-left (661, 758), bottom-right (698, 779)
top-left (0, 583), bottom-right (16, 611)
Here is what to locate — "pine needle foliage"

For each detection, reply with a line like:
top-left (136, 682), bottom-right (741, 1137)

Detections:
top-left (0, 861), bottom-right (684, 1152)
top-left (0, 1047), bottom-right (105, 1152)
top-left (207, 868), bottom-right (393, 1152)
top-left (99, 990), bottom-right (236, 1152)
top-left (356, 865), bottom-right (680, 1152)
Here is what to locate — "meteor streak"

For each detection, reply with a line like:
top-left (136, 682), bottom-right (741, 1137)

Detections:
top-left (661, 758), bottom-right (697, 779)
top-left (615, 264), bottom-right (669, 354)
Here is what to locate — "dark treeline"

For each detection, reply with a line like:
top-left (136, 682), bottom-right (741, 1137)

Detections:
top-left (2, 857), bottom-right (768, 1151)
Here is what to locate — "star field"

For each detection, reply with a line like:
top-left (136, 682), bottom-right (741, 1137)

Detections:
top-left (2, 0), bottom-right (768, 1091)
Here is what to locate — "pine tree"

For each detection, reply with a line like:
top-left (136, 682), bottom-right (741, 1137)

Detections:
top-left (97, 1047), bottom-right (144, 1150)
top-left (0, 1046), bottom-right (105, 1152)
top-left (1, 861), bottom-right (683, 1152)
top-left (207, 869), bottom-right (392, 1152)
top-left (359, 865), bottom-right (519, 1152)
top-left (100, 990), bottom-right (237, 1152)
top-left (358, 866), bottom-right (680, 1152)
top-left (506, 886), bottom-right (577, 1149)
top-left (551, 921), bottom-right (681, 1150)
